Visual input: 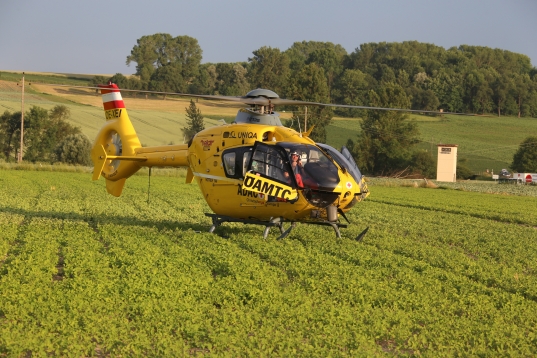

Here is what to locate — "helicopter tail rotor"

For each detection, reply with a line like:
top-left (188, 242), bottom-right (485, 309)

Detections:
top-left (91, 83), bottom-right (144, 196)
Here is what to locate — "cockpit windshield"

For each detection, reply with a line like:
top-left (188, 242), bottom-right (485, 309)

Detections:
top-left (317, 143), bottom-right (362, 183)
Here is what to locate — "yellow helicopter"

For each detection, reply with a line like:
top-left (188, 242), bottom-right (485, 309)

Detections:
top-left (89, 83), bottom-right (448, 239)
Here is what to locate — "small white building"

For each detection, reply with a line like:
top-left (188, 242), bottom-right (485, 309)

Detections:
top-left (436, 144), bottom-right (458, 182)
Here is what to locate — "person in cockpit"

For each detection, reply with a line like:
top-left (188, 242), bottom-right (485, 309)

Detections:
top-left (284, 151), bottom-right (304, 187)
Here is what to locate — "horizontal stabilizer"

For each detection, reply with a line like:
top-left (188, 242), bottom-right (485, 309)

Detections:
top-left (92, 145), bottom-right (108, 181)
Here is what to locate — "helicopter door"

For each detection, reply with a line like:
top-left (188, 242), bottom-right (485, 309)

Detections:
top-left (242, 142), bottom-right (298, 201)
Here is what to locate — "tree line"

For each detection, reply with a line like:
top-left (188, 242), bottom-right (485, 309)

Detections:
top-left (0, 105), bottom-right (91, 164)
top-left (96, 34), bottom-right (537, 119)
top-left (92, 34), bottom-right (535, 176)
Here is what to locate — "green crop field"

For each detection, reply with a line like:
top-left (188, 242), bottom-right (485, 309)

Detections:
top-left (1, 170), bottom-right (537, 356)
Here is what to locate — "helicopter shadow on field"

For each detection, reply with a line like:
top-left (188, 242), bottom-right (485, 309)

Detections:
top-left (0, 204), bottom-right (310, 241)
top-left (0, 205), bottom-right (212, 235)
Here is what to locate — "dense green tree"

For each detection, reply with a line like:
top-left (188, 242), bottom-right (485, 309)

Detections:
top-left (428, 70), bottom-right (464, 112)
top-left (19, 106), bottom-right (49, 162)
top-left (396, 69), bottom-right (411, 88)
top-left (285, 41), bottom-right (347, 72)
top-left (491, 73), bottom-right (514, 116)
top-left (0, 110), bottom-right (22, 161)
top-left (377, 64), bottom-right (397, 84)
top-left (306, 47), bottom-right (345, 100)
top-left (409, 150), bottom-right (436, 178)
top-left (126, 33), bottom-right (202, 84)
top-left (148, 63), bottom-right (184, 96)
top-left (49, 105), bottom-right (70, 122)
top-left (247, 47), bottom-right (290, 95)
top-left (332, 69), bottom-right (369, 117)
top-left (127, 76), bottom-right (145, 96)
top-left (90, 76), bottom-right (109, 93)
top-left (286, 64), bottom-right (332, 143)
top-left (54, 134), bottom-right (92, 165)
top-left (341, 41), bottom-right (537, 117)
top-left (23, 106), bottom-right (81, 163)
top-left (169, 35), bottom-right (203, 83)
top-left (527, 87), bottom-right (537, 118)
top-left (463, 69), bottom-right (497, 113)
top-left (122, 36), bottom-right (537, 119)
top-left (512, 73), bottom-right (532, 118)
top-left (182, 100), bottom-right (205, 141)
top-left (190, 63), bottom-right (218, 94)
top-left (214, 63), bottom-right (250, 95)
top-left (126, 33), bottom-right (173, 81)
top-left (347, 41), bottom-right (445, 79)
top-left (352, 83), bottom-right (420, 175)
top-left (407, 87), bottom-right (440, 111)
top-left (511, 136), bottom-right (537, 172)
top-left (46, 106), bottom-right (81, 154)
top-left (108, 73), bottom-right (129, 89)
top-left (0, 106), bottom-right (81, 163)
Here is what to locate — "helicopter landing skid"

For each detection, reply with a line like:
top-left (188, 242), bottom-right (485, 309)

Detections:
top-left (205, 213), bottom-right (350, 239)
top-left (206, 214), bottom-right (289, 239)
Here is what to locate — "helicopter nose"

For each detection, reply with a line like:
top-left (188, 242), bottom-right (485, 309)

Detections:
top-left (338, 176), bottom-right (368, 210)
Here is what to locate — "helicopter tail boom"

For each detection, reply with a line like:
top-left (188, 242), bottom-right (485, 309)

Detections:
top-left (91, 83), bottom-right (190, 196)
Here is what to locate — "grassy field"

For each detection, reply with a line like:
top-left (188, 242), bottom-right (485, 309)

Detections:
top-left (0, 71), bottom-right (93, 85)
top-left (1, 170), bottom-right (537, 356)
top-left (1, 71), bottom-right (535, 172)
top-left (328, 113), bottom-right (535, 173)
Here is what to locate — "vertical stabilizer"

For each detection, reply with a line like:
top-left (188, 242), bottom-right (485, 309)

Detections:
top-left (91, 83), bottom-right (143, 196)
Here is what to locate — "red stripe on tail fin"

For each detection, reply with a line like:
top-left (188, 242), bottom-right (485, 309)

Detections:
top-left (99, 83), bottom-right (125, 109)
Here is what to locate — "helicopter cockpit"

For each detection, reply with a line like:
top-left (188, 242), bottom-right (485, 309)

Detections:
top-left (222, 141), bottom-right (346, 190)
top-left (246, 142), bottom-right (340, 192)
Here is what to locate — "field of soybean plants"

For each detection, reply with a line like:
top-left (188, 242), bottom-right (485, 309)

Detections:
top-left (1, 170), bottom-right (537, 356)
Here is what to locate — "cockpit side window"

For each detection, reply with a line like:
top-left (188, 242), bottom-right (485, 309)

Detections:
top-left (222, 147), bottom-right (254, 179)
top-left (223, 152), bottom-right (236, 176)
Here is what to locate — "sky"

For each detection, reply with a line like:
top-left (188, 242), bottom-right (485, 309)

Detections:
top-left (1, 0), bottom-right (536, 75)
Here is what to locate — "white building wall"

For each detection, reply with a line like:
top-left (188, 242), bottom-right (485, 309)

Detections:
top-left (436, 145), bottom-right (458, 182)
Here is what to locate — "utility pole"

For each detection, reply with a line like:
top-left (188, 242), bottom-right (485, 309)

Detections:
top-left (19, 72), bottom-right (25, 163)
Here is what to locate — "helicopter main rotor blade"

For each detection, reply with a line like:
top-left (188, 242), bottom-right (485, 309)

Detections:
top-left (33, 83), bottom-right (476, 116)
top-left (32, 83), bottom-right (250, 103)
top-left (269, 98), bottom-right (473, 116)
